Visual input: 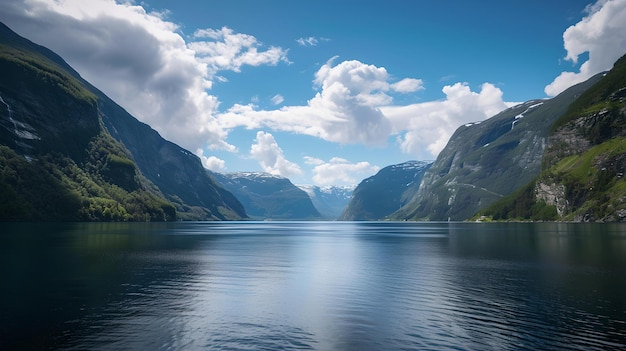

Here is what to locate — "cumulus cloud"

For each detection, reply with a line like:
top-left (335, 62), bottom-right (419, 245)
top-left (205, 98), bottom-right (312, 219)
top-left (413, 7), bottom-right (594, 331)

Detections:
top-left (391, 78), bottom-right (424, 93)
top-left (545, 0), bottom-right (626, 96)
top-left (250, 131), bottom-right (302, 177)
top-left (0, 0), bottom-right (516, 178)
top-left (196, 150), bottom-right (226, 172)
top-left (217, 58), bottom-right (428, 146)
top-left (218, 59), bottom-right (512, 160)
top-left (382, 82), bottom-right (514, 157)
top-left (0, 0), bottom-right (288, 159)
top-left (191, 27), bottom-right (289, 73)
top-left (308, 157), bottom-right (380, 186)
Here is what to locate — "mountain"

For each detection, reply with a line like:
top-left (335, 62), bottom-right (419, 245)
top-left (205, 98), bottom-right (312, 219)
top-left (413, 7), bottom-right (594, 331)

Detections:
top-left (340, 161), bottom-right (431, 220)
top-left (212, 172), bottom-right (321, 220)
top-left (477, 54), bottom-right (626, 222)
top-left (297, 184), bottom-right (354, 220)
top-left (391, 73), bottom-right (604, 221)
top-left (0, 22), bottom-right (246, 221)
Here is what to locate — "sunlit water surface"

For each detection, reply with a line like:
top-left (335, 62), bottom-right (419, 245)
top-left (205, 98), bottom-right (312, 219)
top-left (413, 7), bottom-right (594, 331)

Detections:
top-left (1, 221), bottom-right (625, 350)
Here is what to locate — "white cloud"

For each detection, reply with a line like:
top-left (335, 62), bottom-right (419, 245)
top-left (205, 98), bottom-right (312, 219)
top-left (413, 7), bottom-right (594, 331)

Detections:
top-left (0, 0), bottom-right (289, 160)
top-left (270, 94), bottom-right (285, 105)
top-left (296, 36), bottom-right (318, 46)
top-left (218, 59), bottom-right (513, 160)
top-left (309, 157), bottom-right (380, 186)
top-left (391, 78), bottom-right (424, 93)
top-left (191, 26), bottom-right (289, 73)
top-left (218, 58), bottom-right (428, 146)
top-left (545, 0), bottom-right (626, 96)
top-left (196, 149), bottom-right (226, 172)
top-left (295, 36), bottom-right (330, 46)
top-left (304, 156), bottom-right (324, 165)
top-left (0, 0), bottom-right (515, 178)
top-left (250, 131), bottom-right (302, 177)
top-left (383, 82), bottom-right (514, 157)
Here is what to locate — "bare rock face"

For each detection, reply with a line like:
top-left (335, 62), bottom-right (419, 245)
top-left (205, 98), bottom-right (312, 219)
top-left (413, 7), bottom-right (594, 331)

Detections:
top-left (535, 182), bottom-right (568, 216)
top-left (394, 74), bottom-right (603, 221)
top-left (341, 161), bottom-right (431, 221)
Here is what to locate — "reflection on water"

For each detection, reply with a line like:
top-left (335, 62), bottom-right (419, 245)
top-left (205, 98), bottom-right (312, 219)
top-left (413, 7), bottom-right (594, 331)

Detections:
top-left (1, 222), bottom-right (625, 350)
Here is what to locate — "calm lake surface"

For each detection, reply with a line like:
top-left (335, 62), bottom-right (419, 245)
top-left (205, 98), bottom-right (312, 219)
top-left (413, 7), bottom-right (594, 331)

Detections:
top-left (1, 221), bottom-right (625, 350)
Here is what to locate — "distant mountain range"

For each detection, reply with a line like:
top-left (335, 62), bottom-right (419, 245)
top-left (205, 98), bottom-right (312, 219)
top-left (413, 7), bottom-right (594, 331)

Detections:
top-left (0, 22), bottom-right (245, 221)
top-left (340, 161), bottom-right (431, 220)
top-left (297, 184), bottom-right (354, 219)
top-left (2, 19), bottom-right (624, 223)
top-left (212, 172), bottom-right (321, 220)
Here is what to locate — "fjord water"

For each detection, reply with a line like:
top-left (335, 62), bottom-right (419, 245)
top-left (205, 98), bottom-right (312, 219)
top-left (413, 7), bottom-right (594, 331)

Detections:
top-left (1, 222), bottom-right (625, 350)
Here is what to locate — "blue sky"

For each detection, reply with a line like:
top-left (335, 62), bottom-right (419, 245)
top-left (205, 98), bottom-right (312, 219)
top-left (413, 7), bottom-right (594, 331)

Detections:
top-left (2, 0), bottom-right (626, 186)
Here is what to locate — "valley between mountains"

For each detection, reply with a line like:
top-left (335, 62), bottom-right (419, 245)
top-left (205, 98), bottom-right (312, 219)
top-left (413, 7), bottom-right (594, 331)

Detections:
top-left (1, 21), bottom-right (625, 222)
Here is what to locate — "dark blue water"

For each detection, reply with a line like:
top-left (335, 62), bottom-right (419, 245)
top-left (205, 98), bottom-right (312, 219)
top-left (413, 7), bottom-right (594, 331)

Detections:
top-left (1, 221), bottom-right (625, 350)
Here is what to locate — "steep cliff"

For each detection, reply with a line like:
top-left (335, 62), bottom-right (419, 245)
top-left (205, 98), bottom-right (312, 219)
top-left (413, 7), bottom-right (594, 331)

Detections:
top-left (393, 74), bottom-right (603, 221)
top-left (479, 54), bottom-right (626, 222)
top-left (340, 161), bottom-right (431, 221)
top-left (0, 22), bottom-right (245, 221)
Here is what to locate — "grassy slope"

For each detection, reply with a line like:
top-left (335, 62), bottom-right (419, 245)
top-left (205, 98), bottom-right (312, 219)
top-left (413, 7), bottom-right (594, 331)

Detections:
top-left (476, 54), bottom-right (626, 222)
top-left (0, 36), bottom-right (176, 221)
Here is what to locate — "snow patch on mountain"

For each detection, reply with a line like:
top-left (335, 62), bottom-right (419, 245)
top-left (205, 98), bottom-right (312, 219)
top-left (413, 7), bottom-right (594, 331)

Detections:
top-left (297, 184), bottom-right (355, 219)
top-left (222, 172), bottom-right (286, 181)
top-left (512, 102), bottom-right (544, 129)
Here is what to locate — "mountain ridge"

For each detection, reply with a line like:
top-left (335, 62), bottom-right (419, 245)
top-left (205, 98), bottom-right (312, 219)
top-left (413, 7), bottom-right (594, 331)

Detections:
top-left (213, 171), bottom-right (321, 220)
top-left (477, 54), bottom-right (626, 222)
top-left (297, 184), bottom-right (354, 220)
top-left (340, 160), bottom-right (431, 220)
top-left (0, 21), bottom-right (245, 221)
top-left (391, 74), bottom-right (605, 221)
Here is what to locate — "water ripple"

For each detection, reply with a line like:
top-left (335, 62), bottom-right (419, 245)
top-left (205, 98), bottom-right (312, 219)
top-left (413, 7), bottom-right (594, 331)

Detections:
top-left (2, 222), bottom-right (625, 350)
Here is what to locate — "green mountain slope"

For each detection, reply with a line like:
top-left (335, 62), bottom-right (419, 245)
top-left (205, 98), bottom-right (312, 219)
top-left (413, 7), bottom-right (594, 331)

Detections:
top-left (392, 73), bottom-right (603, 221)
top-left (0, 22), bottom-right (245, 221)
top-left (478, 54), bottom-right (626, 222)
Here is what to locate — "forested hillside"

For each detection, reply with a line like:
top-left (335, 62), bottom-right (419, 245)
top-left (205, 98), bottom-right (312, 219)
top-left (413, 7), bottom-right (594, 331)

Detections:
top-left (0, 22), bottom-right (245, 221)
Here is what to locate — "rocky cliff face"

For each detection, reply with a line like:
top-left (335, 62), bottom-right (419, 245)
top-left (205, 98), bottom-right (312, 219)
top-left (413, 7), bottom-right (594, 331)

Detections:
top-left (535, 55), bottom-right (626, 222)
top-left (96, 97), bottom-right (245, 220)
top-left (393, 74), bottom-right (603, 221)
top-left (340, 161), bottom-right (431, 221)
top-left (479, 54), bottom-right (626, 222)
top-left (537, 109), bottom-right (626, 221)
top-left (0, 22), bottom-right (245, 221)
top-left (534, 182), bottom-right (568, 217)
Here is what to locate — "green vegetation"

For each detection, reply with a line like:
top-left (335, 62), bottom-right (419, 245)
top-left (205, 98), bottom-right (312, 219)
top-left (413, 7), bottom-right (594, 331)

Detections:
top-left (476, 53), bottom-right (626, 222)
top-left (476, 181), bottom-right (558, 221)
top-left (0, 44), bottom-right (177, 221)
top-left (0, 22), bottom-right (246, 222)
top-left (552, 54), bottom-right (626, 132)
top-left (547, 138), bottom-right (626, 221)
top-left (0, 132), bottom-right (176, 222)
top-left (479, 119), bottom-right (626, 223)
top-left (393, 73), bottom-right (603, 221)
top-left (0, 44), bottom-right (96, 105)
